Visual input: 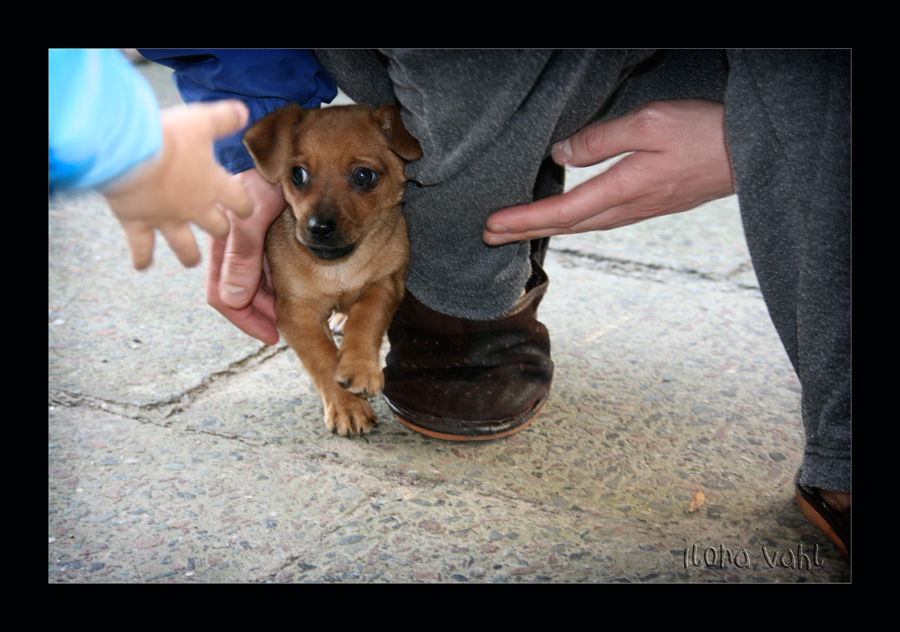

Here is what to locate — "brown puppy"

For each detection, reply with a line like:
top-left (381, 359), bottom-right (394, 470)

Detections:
top-left (242, 104), bottom-right (421, 436)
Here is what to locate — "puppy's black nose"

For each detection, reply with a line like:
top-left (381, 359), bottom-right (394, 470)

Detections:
top-left (307, 216), bottom-right (336, 239)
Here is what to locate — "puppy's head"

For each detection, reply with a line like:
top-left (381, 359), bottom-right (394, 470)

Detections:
top-left (243, 103), bottom-right (421, 261)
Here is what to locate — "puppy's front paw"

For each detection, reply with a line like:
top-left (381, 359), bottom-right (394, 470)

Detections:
top-left (324, 391), bottom-right (378, 436)
top-left (337, 353), bottom-right (384, 397)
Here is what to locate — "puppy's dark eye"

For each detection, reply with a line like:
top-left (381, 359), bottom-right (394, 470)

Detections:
top-left (350, 167), bottom-right (378, 191)
top-left (291, 167), bottom-right (309, 189)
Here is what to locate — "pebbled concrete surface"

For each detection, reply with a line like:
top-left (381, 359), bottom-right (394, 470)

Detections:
top-left (48, 57), bottom-right (850, 583)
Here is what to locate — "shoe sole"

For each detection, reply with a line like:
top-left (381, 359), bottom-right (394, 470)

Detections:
top-left (795, 489), bottom-right (850, 561)
top-left (389, 398), bottom-right (546, 442)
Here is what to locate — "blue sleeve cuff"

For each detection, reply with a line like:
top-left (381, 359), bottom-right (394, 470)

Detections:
top-left (49, 49), bottom-right (162, 192)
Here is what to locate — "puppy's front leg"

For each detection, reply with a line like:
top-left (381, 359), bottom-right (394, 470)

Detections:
top-left (276, 300), bottom-right (377, 436)
top-left (337, 275), bottom-right (404, 398)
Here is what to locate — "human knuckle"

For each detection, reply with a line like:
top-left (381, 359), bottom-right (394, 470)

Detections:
top-left (578, 124), bottom-right (606, 156)
top-left (631, 102), bottom-right (672, 135)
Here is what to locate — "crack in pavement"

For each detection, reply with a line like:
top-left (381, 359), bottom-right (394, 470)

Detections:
top-left (548, 247), bottom-right (761, 294)
top-left (49, 343), bottom-right (290, 429)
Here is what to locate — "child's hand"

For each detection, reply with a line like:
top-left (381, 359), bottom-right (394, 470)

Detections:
top-left (102, 99), bottom-right (254, 269)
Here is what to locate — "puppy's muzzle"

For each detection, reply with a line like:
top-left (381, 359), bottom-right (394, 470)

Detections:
top-left (302, 214), bottom-right (355, 260)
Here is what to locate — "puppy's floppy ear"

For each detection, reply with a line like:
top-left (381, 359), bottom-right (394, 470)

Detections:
top-left (373, 104), bottom-right (422, 163)
top-left (242, 104), bottom-right (308, 183)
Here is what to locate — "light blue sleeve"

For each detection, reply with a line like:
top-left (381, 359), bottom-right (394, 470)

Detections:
top-left (48, 49), bottom-right (162, 192)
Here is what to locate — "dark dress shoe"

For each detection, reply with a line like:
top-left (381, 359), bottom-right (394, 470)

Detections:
top-left (382, 259), bottom-right (553, 440)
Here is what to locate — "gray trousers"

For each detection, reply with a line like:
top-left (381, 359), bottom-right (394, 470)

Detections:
top-left (314, 49), bottom-right (850, 494)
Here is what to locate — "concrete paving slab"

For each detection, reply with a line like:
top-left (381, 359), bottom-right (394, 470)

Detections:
top-left (48, 56), bottom-right (850, 583)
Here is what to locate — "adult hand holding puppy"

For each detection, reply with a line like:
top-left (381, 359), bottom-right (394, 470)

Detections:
top-left (483, 100), bottom-right (735, 244)
top-left (103, 100), bottom-right (254, 269)
top-left (205, 168), bottom-right (283, 346)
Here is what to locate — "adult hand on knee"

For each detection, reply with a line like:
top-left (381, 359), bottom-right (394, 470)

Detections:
top-left (205, 168), bottom-right (283, 345)
top-left (483, 100), bottom-right (736, 245)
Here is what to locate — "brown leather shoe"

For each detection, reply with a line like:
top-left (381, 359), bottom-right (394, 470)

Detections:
top-left (383, 158), bottom-right (561, 440)
top-left (795, 470), bottom-right (851, 561)
top-left (382, 259), bottom-right (553, 441)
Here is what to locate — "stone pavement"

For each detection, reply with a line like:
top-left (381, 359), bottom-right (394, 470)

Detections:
top-left (48, 57), bottom-right (850, 583)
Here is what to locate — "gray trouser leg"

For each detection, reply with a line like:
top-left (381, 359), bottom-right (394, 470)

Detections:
top-left (724, 50), bottom-right (851, 493)
top-left (315, 49), bottom-right (652, 319)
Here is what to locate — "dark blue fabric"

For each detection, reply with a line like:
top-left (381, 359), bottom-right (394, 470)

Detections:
top-left (139, 49), bottom-right (337, 173)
